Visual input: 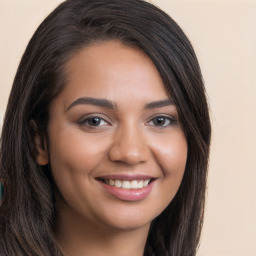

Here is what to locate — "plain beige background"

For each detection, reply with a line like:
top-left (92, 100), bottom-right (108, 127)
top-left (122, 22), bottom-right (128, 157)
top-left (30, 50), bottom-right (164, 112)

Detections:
top-left (0, 0), bottom-right (255, 255)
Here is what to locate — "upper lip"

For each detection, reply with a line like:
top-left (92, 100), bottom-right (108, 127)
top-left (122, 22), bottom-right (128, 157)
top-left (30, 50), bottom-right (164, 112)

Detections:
top-left (96, 174), bottom-right (157, 181)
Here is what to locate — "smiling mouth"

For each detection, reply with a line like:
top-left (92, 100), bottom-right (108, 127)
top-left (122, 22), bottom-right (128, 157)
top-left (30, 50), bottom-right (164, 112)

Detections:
top-left (97, 178), bottom-right (153, 189)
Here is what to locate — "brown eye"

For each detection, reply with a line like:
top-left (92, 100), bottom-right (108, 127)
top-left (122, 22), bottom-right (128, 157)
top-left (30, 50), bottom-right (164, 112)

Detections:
top-left (87, 117), bottom-right (102, 126)
top-left (78, 116), bottom-right (108, 127)
top-left (153, 117), bottom-right (166, 126)
top-left (148, 116), bottom-right (176, 127)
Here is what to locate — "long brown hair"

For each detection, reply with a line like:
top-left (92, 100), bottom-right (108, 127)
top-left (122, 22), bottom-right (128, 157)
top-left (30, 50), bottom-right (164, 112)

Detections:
top-left (0, 1), bottom-right (211, 255)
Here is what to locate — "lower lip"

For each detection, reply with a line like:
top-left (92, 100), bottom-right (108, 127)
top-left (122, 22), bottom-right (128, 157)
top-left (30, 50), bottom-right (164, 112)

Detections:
top-left (99, 181), bottom-right (154, 201)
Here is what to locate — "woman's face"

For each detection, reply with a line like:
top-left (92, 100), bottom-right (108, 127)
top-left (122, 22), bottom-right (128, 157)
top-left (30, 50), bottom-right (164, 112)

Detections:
top-left (38, 41), bottom-right (187, 232)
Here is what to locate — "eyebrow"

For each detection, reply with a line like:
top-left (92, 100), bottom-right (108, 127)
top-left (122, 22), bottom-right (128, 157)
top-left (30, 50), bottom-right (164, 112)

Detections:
top-left (144, 99), bottom-right (175, 109)
top-left (66, 97), bottom-right (175, 111)
top-left (66, 97), bottom-right (117, 111)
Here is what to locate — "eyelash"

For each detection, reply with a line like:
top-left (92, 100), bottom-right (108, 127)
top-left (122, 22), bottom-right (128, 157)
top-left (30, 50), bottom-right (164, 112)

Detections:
top-left (77, 115), bottom-right (109, 128)
top-left (147, 115), bottom-right (177, 128)
top-left (77, 114), bottom-right (177, 129)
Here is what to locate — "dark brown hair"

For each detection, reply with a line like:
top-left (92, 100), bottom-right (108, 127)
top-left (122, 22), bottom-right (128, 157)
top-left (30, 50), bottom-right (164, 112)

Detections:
top-left (0, 0), bottom-right (211, 255)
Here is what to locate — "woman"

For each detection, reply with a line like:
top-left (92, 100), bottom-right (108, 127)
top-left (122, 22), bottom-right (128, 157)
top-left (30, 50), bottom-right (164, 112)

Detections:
top-left (0, 0), bottom-right (211, 255)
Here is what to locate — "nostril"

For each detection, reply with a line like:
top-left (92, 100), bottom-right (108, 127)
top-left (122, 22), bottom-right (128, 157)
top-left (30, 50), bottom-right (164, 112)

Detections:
top-left (108, 144), bottom-right (149, 165)
top-left (108, 128), bottom-right (150, 165)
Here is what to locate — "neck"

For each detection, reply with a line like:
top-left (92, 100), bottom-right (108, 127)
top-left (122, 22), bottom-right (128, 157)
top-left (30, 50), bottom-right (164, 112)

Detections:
top-left (54, 205), bottom-right (150, 256)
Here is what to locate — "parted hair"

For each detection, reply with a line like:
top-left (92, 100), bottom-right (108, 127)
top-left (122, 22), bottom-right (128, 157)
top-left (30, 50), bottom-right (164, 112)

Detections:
top-left (0, 0), bottom-right (211, 255)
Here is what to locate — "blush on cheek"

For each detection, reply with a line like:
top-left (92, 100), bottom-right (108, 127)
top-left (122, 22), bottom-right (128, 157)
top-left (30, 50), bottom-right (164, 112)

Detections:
top-left (152, 135), bottom-right (187, 177)
top-left (49, 129), bottom-right (109, 177)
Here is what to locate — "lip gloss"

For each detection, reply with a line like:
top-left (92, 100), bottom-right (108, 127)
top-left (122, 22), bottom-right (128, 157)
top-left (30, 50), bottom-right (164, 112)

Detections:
top-left (99, 181), bottom-right (154, 201)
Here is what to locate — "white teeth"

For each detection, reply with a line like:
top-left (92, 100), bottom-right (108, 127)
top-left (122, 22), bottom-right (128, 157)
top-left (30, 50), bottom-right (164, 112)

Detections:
top-left (122, 181), bottom-right (131, 189)
top-left (109, 179), bottom-right (115, 186)
top-left (143, 180), bottom-right (150, 186)
top-left (138, 180), bottom-right (143, 188)
top-left (115, 180), bottom-right (122, 188)
top-left (103, 179), bottom-right (151, 189)
top-left (130, 180), bottom-right (138, 189)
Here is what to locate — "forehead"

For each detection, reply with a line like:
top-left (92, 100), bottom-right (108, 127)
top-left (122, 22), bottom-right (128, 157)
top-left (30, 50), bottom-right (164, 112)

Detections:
top-left (52, 41), bottom-right (170, 112)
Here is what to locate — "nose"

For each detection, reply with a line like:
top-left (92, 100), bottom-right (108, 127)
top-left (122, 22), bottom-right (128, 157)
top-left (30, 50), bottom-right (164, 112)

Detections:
top-left (108, 125), bottom-right (150, 165)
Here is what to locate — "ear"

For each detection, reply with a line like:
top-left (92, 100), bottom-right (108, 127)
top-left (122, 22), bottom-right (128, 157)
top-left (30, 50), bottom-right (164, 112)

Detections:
top-left (35, 135), bottom-right (49, 166)
top-left (29, 120), bottom-right (49, 166)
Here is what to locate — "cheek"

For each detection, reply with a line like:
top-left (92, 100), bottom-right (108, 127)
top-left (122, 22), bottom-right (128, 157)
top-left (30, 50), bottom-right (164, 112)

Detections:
top-left (143, 131), bottom-right (187, 218)
top-left (48, 128), bottom-right (110, 209)
top-left (48, 128), bottom-right (108, 179)
top-left (152, 132), bottom-right (188, 177)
